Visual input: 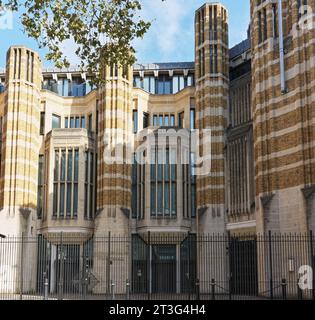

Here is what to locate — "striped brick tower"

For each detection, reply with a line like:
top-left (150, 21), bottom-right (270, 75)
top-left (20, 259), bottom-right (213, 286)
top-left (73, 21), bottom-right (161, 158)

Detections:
top-left (94, 63), bottom-right (133, 236)
top-left (93, 63), bottom-right (133, 294)
top-left (0, 46), bottom-right (41, 237)
top-left (195, 3), bottom-right (229, 234)
top-left (251, 0), bottom-right (315, 234)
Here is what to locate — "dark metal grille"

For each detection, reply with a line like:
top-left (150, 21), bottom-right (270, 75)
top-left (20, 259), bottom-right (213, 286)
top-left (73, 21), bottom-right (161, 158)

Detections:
top-left (0, 232), bottom-right (314, 300)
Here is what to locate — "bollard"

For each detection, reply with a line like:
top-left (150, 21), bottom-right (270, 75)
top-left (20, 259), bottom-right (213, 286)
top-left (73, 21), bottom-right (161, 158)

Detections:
top-left (111, 280), bottom-right (115, 300)
top-left (126, 280), bottom-right (130, 300)
top-left (44, 276), bottom-right (49, 300)
top-left (281, 279), bottom-right (287, 300)
top-left (211, 278), bottom-right (216, 300)
top-left (195, 279), bottom-right (200, 300)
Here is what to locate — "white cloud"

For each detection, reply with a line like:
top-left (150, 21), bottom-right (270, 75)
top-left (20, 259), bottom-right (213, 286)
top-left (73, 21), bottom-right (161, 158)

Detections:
top-left (134, 0), bottom-right (196, 62)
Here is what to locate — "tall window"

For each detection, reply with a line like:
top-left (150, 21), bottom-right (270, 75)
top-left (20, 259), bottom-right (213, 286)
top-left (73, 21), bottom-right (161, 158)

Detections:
top-left (150, 147), bottom-right (177, 218)
top-left (132, 152), bottom-right (145, 219)
top-left (190, 153), bottom-right (196, 218)
top-left (157, 75), bottom-right (172, 94)
top-left (143, 112), bottom-right (149, 129)
top-left (190, 109), bottom-right (196, 130)
top-left (53, 148), bottom-right (79, 219)
top-left (143, 76), bottom-right (156, 94)
top-left (37, 155), bottom-right (44, 219)
top-left (172, 76), bottom-right (185, 94)
top-left (133, 110), bottom-right (138, 133)
top-left (84, 151), bottom-right (95, 220)
top-left (131, 153), bottom-right (137, 218)
top-left (40, 112), bottom-right (45, 135)
top-left (52, 114), bottom-right (61, 129)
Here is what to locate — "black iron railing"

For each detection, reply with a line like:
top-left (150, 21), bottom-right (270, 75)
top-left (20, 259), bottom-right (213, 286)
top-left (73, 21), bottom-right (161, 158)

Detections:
top-left (0, 232), bottom-right (314, 300)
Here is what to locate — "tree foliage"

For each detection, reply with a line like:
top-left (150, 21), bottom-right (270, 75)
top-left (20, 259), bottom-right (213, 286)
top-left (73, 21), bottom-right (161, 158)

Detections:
top-left (0, 0), bottom-right (163, 84)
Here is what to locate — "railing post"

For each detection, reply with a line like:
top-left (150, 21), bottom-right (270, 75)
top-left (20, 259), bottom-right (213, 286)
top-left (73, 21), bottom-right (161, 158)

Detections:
top-left (297, 279), bottom-right (303, 300)
top-left (147, 231), bottom-right (151, 301)
top-left (43, 273), bottom-right (49, 300)
top-left (107, 231), bottom-right (111, 297)
top-left (83, 257), bottom-right (89, 300)
top-left (268, 231), bottom-right (273, 300)
top-left (19, 232), bottom-right (25, 301)
top-left (195, 278), bottom-right (200, 300)
top-left (227, 232), bottom-right (232, 301)
top-left (111, 280), bottom-right (115, 300)
top-left (211, 278), bottom-right (216, 300)
top-left (188, 231), bottom-right (191, 300)
top-left (126, 279), bottom-right (130, 300)
top-left (281, 278), bottom-right (287, 300)
top-left (58, 232), bottom-right (64, 300)
top-left (310, 230), bottom-right (315, 300)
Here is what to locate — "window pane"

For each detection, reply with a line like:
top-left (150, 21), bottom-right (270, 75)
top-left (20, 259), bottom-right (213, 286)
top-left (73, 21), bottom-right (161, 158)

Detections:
top-left (53, 183), bottom-right (58, 216)
top-left (60, 150), bottom-right (66, 181)
top-left (67, 150), bottom-right (73, 181)
top-left (37, 155), bottom-right (44, 219)
top-left (164, 115), bottom-right (169, 126)
top-left (143, 77), bottom-right (150, 92)
top-left (159, 115), bottom-right (163, 126)
top-left (81, 116), bottom-right (85, 128)
top-left (157, 182), bottom-right (163, 214)
top-left (74, 149), bottom-right (79, 181)
top-left (54, 150), bottom-right (59, 181)
top-left (165, 149), bottom-right (169, 181)
top-left (143, 113), bottom-right (149, 128)
top-left (164, 77), bottom-right (171, 94)
top-left (59, 183), bottom-right (65, 216)
top-left (179, 76), bottom-right (185, 90)
top-left (65, 117), bottom-right (68, 128)
top-left (171, 182), bottom-right (176, 216)
top-left (40, 112), bottom-right (45, 134)
top-left (158, 77), bottom-right (164, 94)
top-left (150, 77), bottom-right (155, 94)
top-left (187, 75), bottom-right (194, 86)
top-left (170, 114), bottom-right (175, 126)
top-left (89, 186), bottom-right (93, 219)
top-left (85, 152), bottom-right (89, 183)
top-left (84, 184), bottom-right (88, 219)
top-left (52, 115), bottom-right (60, 129)
top-left (73, 183), bottom-right (78, 216)
top-left (164, 183), bottom-right (170, 215)
top-left (150, 183), bottom-right (156, 215)
top-left (191, 184), bottom-right (196, 218)
top-left (66, 183), bottom-right (72, 216)
top-left (75, 117), bottom-right (80, 128)
top-left (153, 115), bottom-right (158, 126)
top-left (133, 110), bottom-right (138, 133)
top-left (172, 76), bottom-right (179, 94)
top-left (190, 109), bottom-right (195, 130)
top-left (90, 152), bottom-right (94, 184)
top-left (70, 117), bottom-right (75, 128)
top-left (157, 149), bottom-right (163, 180)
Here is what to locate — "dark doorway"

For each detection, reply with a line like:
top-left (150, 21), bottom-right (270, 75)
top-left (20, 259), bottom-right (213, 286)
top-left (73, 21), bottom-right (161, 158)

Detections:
top-left (180, 234), bottom-right (197, 293)
top-left (229, 238), bottom-right (258, 296)
top-left (152, 245), bottom-right (176, 293)
top-left (55, 244), bottom-right (81, 294)
top-left (131, 235), bottom-right (148, 293)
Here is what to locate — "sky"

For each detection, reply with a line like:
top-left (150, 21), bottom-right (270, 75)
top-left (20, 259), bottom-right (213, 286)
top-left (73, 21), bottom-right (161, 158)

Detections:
top-left (0, 0), bottom-right (250, 69)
